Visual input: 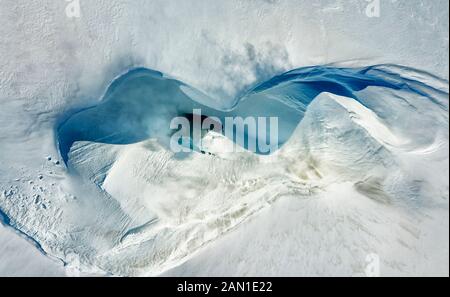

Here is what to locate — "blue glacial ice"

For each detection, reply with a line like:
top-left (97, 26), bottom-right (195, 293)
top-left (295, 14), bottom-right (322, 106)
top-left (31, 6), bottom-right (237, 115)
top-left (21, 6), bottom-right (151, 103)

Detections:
top-left (10, 63), bottom-right (446, 276)
top-left (58, 64), bottom-right (449, 164)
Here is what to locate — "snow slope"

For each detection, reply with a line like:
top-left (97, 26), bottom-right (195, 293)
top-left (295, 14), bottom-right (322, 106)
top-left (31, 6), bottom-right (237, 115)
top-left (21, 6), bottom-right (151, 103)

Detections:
top-left (0, 0), bottom-right (449, 276)
top-left (0, 224), bottom-right (65, 277)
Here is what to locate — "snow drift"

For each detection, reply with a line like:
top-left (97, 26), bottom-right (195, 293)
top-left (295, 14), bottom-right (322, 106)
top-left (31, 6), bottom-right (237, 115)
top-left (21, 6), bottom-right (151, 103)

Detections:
top-left (35, 64), bottom-right (449, 275)
top-left (58, 64), bottom-right (448, 162)
top-left (0, 0), bottom-right (448, 277)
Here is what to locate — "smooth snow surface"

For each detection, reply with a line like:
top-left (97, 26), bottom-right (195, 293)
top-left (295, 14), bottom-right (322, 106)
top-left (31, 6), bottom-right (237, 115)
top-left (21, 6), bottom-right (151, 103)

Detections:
top-left (0, 224), bottom-right (65, 277)
top-left (0, 0), bottom-right (449, 277)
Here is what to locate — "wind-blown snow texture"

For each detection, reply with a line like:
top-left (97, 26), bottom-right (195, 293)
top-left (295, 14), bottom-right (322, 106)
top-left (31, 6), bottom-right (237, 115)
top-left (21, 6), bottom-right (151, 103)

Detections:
top-left (0, 0), bottom-right (449, 276)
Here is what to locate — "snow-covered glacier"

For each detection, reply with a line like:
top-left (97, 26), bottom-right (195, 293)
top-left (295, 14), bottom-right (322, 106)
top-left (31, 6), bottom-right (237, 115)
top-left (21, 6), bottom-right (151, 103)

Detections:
top-left (0, 0), bottom-right (448, 277)
top-left (59, 65), bottom-right (448, 161)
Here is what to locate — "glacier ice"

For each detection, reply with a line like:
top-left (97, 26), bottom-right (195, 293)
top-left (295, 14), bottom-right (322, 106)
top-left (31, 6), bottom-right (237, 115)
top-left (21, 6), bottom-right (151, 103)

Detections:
top-left (7, 64), bottom-right (441, 276)
top-left (58, 64), bottom-right (448, 162)
top-left (0, 0), bottom-right (449, 277)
